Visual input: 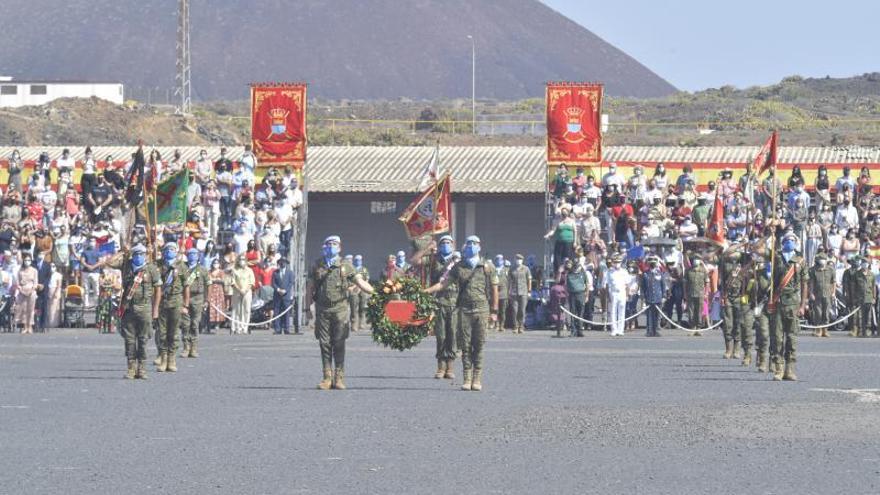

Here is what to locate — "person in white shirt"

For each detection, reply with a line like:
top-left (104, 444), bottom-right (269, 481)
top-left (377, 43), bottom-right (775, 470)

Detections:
top-left (834, 167), bottom-right (856, 197)
top-left (605, 255), bottom-right (631, 336)
top-left (56, 148), bottom-right (75, 175)
top-left (195, 149), bottom-right (213, 185)
top-left (679, 216), bottom-right (699, 239)
top-left (627, 165), bottom-right (647, 203)
top-left (239, 145), bottom-right (257, 176)
top-left (834, 199), bottom-right (859, 232)
top-left (602, 163), bottom-right (625, 190)
top-left (582, 175), bottom-right (602, 206)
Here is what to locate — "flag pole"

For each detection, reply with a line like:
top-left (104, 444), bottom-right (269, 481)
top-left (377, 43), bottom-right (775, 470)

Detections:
top-left (139, 145), bottom-right (154, 261)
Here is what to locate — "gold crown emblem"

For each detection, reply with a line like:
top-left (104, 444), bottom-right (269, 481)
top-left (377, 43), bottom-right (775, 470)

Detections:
top-left (565, 106), bottom-right (584, 123)
top-left (268, 108), bottom-right (290, 124)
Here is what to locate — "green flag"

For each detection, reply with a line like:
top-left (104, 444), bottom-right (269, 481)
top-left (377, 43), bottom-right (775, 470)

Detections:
top-left (148, 170), bottom-right (189, 225)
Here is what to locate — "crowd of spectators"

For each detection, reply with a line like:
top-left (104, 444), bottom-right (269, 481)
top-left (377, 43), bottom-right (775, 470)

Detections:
top-left (545, 161), bottom-right (880, 335)
top-left (0, 146), bottom-right (303, 334)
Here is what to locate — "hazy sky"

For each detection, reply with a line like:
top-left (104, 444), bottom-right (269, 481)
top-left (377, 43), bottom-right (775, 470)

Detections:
top-left (543, 0), bottom-right (878, 91)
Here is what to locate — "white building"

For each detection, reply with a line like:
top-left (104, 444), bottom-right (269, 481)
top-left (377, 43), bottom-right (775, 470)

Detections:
top-left (0, 77), bottom-right (124, 108)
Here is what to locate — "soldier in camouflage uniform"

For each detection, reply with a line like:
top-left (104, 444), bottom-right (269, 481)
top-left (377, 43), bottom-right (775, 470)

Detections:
top-left (348, 255), bottom-right (370, 332)
top-left (808, 251), bottom-right (836, 338)
top-left (683, 255), bottom-right (709, 337)
top-left (306, 236), bottom-right (374, 390)
top-left (749, 256), bottom-right (773, 373)
top-left (118, 244), bottom-right (161, 380)
top-left (493, 255), bottom-right (509, 331)
top-left (413, 235), bottom-right (459, 379)
top-left (508, 254), bottom-right (532, 334)
top-left (849, 256), bottom-right (877, 338)
top-left (719, 250), bottom-right (742, 359)
top-left (427, 236), bottom-right (499, 392)
top-left (768, 233), bottom-right (808, 381)
top-left (155, 242), bottom-right (190, 373)
top-left (180, 248), bottom-right (208, 358)
top-left (842, 258), bottom-right (859, 337)
top-left (731, 254), bottom-right (755, 367)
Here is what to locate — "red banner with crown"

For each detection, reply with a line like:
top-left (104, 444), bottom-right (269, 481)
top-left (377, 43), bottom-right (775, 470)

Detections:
top-left (250, 83), bottom-right (307, 167)
top-left (546, 82), bottom-right (603, 165)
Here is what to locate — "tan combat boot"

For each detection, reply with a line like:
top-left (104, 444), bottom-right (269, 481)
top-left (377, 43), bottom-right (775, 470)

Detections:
top-left (444, 360), bottom-right (455, 379)
top-left (181, 342), bottom-right (190, 358)
top-left (741, 352), bottom-right (752, 367)
top-left (723, 341), bottom-right (733, 359)
top-left (772, 361), bottom-right (785, 381)
top-left (756, 353), bottom-right (768, 373)
top-left (471, 370), bottom-right (483, 392)
top-left (434, 360), bottom-right (445, 379)
top-left (156, 352), bottom-right (168, 372)
top-left (820, 328), bottom-right (829, 338)
top-left (153, 354), bottom-right (162, 366)
top-left (461, 369), bottom-right (473, 391)
top-left (333, 368), bottom-right (346, 390)
top-left (317, 368), bottom-right (332, 390)
top-left (135, 360), bottom-right (148, 380)
top-left (125, 359), bottom-right (136, 380)
top-left (166, 352), bottom-right (177, 372)
top-left (731, 341), bottom-right (741, 360)
top-left (783, 362), bottom-right (798, 381)
top-left (189, 342), bottom-right (199, 358)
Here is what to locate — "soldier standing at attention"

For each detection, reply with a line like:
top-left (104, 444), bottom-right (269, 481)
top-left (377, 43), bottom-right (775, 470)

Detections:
top-left (508, 254), bottom-right (531, 334)
top-left (426, 236), bottom-right (499, 392)
top-left (809, 251), bottom-right (836, 337)
top-left (850, 256), bottom-right (877, 338)
top-left (118, 244), bottom-right (161, 380)
top-left (768, 233), bottom-right (808, 381)
top-left (306, 236), bottom-right (374, 391)
top-left (412, 235), bottom-right (459, 379)
top-left (750, 256), bottom-right (773, 373)
top-left (156, 242), bottom-right (190, 373)
top-left (493, 255), bottom-right (509, 331)
top-left (684, 255), bottom-right (709, 337)
top-left (640, 255), bottom-right (666, 337)
top-left (732, 254), bottom-right (755, 367)
top-left (180, 248), bottom-right (208, 358)
top-left (349, 255), bottom-right (370, 332)
top-left (719, 250), bottom-right (742, 359)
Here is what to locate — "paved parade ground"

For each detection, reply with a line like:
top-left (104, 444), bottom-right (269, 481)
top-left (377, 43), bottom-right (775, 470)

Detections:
top-left (2, 328), bottom-right (879, 495)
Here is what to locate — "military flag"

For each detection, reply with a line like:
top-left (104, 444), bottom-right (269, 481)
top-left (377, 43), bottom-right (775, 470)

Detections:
top-left (751, 130), bottom-right (778, 176)
top-left (399, 173), bottom-right (452, 239)
top-left (417, 144), bottom-right (442, 190)
top-left (706, 190), bottom-right (726, 244)
top-left (546, 82), bottom-right (603, 164)
top-left (250, 83), bottom-right (307, 167)
top-left (147, 170), bottom-right (189, 225)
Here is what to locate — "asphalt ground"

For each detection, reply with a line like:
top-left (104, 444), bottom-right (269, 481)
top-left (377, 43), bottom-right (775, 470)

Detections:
top-left (1, 326), bottom-right (879, 495)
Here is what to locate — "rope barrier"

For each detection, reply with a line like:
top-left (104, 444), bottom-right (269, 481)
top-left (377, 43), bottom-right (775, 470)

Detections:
top-left (654, 305), bottom-right (724, 332)
top-left (560, 304), bottom-right (648, 327)
top-left (208, 302), bottom-right (294, 327)
top-left (799, 307), bottom-right (860, 329)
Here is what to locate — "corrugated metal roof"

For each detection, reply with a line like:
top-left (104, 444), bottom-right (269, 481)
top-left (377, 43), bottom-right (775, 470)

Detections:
top-left (1, 145), bottom-right (878, 193)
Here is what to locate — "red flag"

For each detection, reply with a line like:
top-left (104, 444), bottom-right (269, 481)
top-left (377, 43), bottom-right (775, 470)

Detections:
top-left (250, 83), bottom-right (307, 168)
top-left (546, 82), bottom-right (603, 164)
top-left (399, 174), bottom-right (452, 239)
top-left (750, 130), bottom-right (778, 176)
top-left (706, 191), bottom-right (726, 243)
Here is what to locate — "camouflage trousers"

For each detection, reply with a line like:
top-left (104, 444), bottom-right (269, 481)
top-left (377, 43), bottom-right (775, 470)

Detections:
top-left (771, 305), bottom-right (799, 365)
top-left (458, 310), bottom-right (488, 371)
top-left (434, 304), bottom-right (458, 361)
top-left (754, 313), bottom-right (770, 358)
top-left (315, 305), bottom-right (349, 369)
top-left (121, 309), bottom-right (153, 360)
top-left (156, 304), bottom-right (182, 355)
top-left (180, 299), bottom-right (204, 345)
top-left (733, 302), bottom-right (754, 354)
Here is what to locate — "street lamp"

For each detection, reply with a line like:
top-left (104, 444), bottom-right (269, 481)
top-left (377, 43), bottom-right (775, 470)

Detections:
top-left (467, 35), bottom-right (475, 135)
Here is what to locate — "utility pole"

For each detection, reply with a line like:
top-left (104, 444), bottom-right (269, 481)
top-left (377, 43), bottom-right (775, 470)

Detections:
top-left (175, 0), bottom-right (192, 115)
top-left (467, 35), bottom-right (475, 135)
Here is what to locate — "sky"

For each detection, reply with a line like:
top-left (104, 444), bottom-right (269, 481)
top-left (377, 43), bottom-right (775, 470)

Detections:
top-left (543, 0), bottom-right (879, 91)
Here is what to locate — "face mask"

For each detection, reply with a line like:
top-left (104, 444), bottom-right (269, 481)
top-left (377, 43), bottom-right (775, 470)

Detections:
top-left (438, 242), bottom-right (453, 256)
top-left (817, 259), bottom-right (826, 267)
top-left (187, 253), bottom-right (199, 267)
top-left (353, 258), bottom-right (362, 268)
top-left (515, 259), bottom-right (523, 267)
top-left (323, 245), bottom-right (339, 259)
top-left (132, 254), bottom-right (146, 270)
top-left (163, 251), bottom-right (177, 265)
top-left (495, 258), bottom-right (504, 268)
top-left (612, 263), bottom-right (621, 269)
top-left (463, 244), bottom-right (480, 259)
top-left (395, 256), bottom-right (406, 267)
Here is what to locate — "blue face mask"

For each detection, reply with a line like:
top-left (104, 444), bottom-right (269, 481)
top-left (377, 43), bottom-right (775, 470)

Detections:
top-left (494, 257), bottom-right (503, 268)
top-left (396, 256), bottom-right (406, 267)
top-left (163, 251), bottom-right (177, 265)
top-left (187, 253), bottom-right (200, 267)
top-left (353, 258), bottom-right (362, 268)
top-left (782, 240), bottom-right (796, 253)
top-left (323, 245), bottom-right (339, 260)
top-left (463, 244), bottom-right (480, 259)
top-left (438, 243), bottom-right (453, 257)
top-left (132, 254), bottom-right (146, 270)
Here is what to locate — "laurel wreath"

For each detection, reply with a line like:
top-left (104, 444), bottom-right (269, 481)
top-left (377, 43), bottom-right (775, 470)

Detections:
top-left (367, 276), bottom-right (436, 352)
